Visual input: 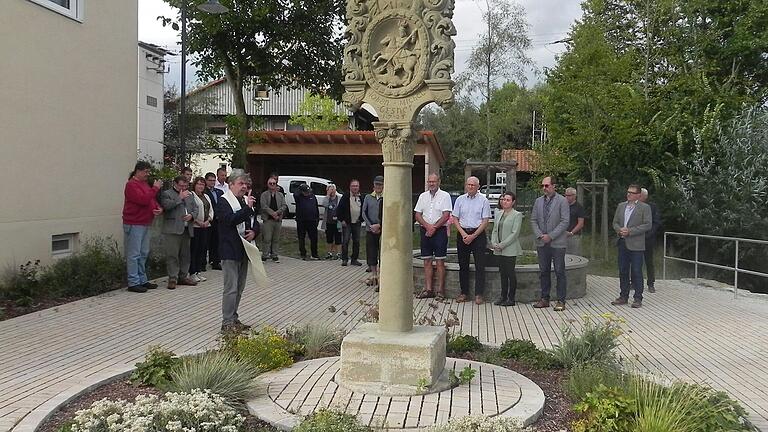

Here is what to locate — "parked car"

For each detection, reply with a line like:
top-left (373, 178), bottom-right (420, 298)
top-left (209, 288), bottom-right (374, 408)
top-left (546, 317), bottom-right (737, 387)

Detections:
top-left (277, 175), bottom-right (337, 218)
top-left (480, 184), bottom-right (505, 217)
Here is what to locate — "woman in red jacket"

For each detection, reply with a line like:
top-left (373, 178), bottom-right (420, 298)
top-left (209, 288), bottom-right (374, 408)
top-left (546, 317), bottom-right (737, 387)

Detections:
top-left (122, 161), bottom-right (163, 293)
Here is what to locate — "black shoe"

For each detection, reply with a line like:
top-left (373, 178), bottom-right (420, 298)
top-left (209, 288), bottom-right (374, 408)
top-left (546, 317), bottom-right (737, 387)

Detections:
top-left (502, 300), bottom-right (516, 307)
top-left (351, 260), bottom-right (363, 266)
top-left (261, 256), bottom-right (268, 262)
top-left (271, 256), bottom-right (279, 262)
top-left (365, 266), bottom-right (372, 272)
top-left (210, 263), bottom-right (222, 270)
top-left (142, 282), bottom-right (158, 290)
top-left (301, 256), bottom-right (308, 261)
top-left (648, 285), bottom-right (656, 293)
top-left (341, 261), bottom-right (348, 266)
top-left (493, 299), bottom-right (505, 306)
top-left (127, 285), bottom-right (147, 293)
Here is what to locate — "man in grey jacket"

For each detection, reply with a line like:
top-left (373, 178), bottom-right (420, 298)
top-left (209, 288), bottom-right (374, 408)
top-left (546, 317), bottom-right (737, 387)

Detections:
top-left (531, 176), bottom-right (570, 311)
top-left (160, 175), bottom-right (199, 289)
top-left (259, 175), bottom-right (287, 263)
top-left (611, 184), bottom-right (652, 308)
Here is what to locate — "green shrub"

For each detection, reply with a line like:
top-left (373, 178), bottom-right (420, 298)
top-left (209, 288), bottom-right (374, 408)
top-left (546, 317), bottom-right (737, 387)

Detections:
top-left (571, 384), bottom-right (635, 432)
top-left (552, 313), bottom-right (623, 368)
top-left (458, 366), bottom-right (476, 384)
top-left (425, 414), bottom-right (524, 431)
top-left (632, 379), bottom-right (757, 432)
top-left (222, 326), bottom-right (297, 371)
top-left (567, 362), bottom-right (629, 401)
top-left (446, 334), bottom-right (483, 354)
top-left (293, 409), bottom-right (372, 432)
top-left (287, 323), bottom-right (345, 359)
top-left (130, 346), bottom-right (179, 387)
top-left (498, 339), bottom-right (562, 369)
top-left (166, 351), bottom-right (260, 404)
top-left (0, 260), bottom-right (43, 306)
top-left (0, 237), bottom-right (124, 306)
top-left (41, 237), bottom-right (125, 298)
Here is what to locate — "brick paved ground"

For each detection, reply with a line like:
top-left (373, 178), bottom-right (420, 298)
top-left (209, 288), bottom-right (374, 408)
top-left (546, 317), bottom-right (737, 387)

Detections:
top-left (1, 257), bottom-right (766, 431)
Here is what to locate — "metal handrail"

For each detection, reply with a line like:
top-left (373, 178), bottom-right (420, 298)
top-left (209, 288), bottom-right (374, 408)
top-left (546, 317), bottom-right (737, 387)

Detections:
top-left (663, 231), bottom-right (768, 297)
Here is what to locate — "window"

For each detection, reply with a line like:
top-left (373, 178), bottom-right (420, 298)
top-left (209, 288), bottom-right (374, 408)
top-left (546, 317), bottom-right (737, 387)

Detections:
top-left (289, 181), bottom-right (306, 194)
top-left (28, 0), bottom-right (84, 21)
top-left (310, 182), bottom-right (328, 196)
top-left (208, 126), bottom-right (227, 135)
top-left (52, 233), bottom-right (78, 257)
top-left (146, 96), bottom-right (158, 107)
top-left (272, 120), bottom-right (287, 131)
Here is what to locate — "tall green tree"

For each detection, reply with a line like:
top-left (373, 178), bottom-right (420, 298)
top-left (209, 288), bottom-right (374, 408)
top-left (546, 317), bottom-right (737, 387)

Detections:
top-left (162, 0), bottom-right (345, 167)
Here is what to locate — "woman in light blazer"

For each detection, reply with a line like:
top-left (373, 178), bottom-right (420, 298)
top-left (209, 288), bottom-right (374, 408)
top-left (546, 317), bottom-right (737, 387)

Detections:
top-left (190, 176), bottom-right (214, 282)
top-left (490, 192), bottom-right (523, 306)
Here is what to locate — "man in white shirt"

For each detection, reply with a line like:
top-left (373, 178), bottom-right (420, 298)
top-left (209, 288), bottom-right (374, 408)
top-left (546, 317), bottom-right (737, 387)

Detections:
top-left (414, 173), bottom-right (453, 299)
top-left (214, 167), bottom-right (229, 194)
top-left (452, 176), bottom-right (492, 304)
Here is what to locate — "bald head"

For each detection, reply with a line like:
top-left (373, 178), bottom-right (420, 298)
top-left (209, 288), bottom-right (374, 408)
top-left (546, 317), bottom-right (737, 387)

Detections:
top-left (465, 176), bottom-right (480, 196)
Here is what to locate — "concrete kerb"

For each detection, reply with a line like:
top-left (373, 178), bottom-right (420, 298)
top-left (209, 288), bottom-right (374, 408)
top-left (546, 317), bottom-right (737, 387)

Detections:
top-left (17, 350), bottom-right (202, 432)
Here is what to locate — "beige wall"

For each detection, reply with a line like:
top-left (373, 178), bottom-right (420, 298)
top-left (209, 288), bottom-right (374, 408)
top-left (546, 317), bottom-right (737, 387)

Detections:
top-left (0, 1), bottom-right (138, 267)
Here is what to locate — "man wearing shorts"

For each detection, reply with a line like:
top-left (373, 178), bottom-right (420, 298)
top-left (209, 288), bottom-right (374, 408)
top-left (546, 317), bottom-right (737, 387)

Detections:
top-left (414, 173), bottom-right (453, 299)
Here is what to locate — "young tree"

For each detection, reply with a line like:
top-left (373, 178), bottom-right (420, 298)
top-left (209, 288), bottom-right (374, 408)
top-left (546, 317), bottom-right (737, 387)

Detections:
top-left (162, 0), bottom-right (345, 167)
top-left (289, 94), bottom-right (349, 131)
top-left (456, 0), bottom-right (532, 185)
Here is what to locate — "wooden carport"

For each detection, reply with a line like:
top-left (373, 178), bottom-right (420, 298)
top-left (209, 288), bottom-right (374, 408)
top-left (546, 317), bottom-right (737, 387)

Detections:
top-left (246, 130), bottom-right (445, 194)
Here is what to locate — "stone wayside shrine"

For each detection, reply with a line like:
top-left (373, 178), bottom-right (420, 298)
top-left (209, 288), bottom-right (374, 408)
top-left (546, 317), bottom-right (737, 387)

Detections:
top-left (338, 0), bottom-right (457, 394)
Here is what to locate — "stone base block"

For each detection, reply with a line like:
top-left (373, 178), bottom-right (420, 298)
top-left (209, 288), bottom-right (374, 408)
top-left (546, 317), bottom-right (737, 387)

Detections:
top-left (338, 323), bottom-right (446, 396)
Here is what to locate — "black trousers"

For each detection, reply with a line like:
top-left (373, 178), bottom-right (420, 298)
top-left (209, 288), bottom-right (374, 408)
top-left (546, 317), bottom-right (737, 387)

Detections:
top-left (297, 219), bottom-right (319, 258)
top-left (456, 230), bottom-right (487, 296)
top-left (498, 255), bottom-right (518, 301)
top-left (644, 241), bottom-right (656, 287)
top-left (341, 222), bottom-right (361, 262)
top-left (366, 231), bottom-right (381, 266)
top-left (190, 227), bottom-right (210, 274)
top-left (207, 221), bottom-right (220, 265)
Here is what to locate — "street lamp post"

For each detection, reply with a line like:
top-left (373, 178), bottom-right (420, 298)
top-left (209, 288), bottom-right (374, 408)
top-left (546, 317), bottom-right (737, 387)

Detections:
top-left (178, 0), bottom-right (229, 168)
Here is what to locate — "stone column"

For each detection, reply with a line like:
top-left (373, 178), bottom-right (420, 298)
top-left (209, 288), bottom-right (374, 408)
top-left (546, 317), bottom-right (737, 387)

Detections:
top-left (375, 121), bottom-right (415, 333)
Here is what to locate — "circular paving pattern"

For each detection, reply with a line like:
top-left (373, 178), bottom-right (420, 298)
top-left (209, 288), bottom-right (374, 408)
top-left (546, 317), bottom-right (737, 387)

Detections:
top-left (247, 357), bottom-right (544, 430)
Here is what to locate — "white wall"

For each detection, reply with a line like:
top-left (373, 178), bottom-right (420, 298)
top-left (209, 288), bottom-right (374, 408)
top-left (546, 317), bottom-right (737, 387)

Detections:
top-left (0, 0), bottom-right (138, 267)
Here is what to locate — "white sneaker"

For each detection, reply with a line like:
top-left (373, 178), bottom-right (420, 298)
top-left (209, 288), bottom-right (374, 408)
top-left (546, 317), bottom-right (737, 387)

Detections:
top-left (197, 274), bottom-right (207, 282)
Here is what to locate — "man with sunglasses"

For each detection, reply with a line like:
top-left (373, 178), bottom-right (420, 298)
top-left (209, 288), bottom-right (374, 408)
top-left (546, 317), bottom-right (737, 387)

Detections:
top-left (531, 176), bottom-right (570, 311)
top-left (260, 175), bottom-right (287, 263)
top-left (611, 184), bottom-right (652, 308)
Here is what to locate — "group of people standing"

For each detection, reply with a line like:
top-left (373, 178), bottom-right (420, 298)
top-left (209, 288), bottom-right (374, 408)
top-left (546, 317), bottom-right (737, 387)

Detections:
top-left (414, 174), bottom-right (661, 310)
top-left (122, 162), bottom-right (260, 331)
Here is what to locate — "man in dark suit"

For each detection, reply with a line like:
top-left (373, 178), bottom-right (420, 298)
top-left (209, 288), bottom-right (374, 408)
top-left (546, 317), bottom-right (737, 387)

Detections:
top-left (294, 183), bottom-right (320, 260)
top-left (336, 179), bottom-right (364, 267)
top-left (217, 170), bottom-right (259, 332)
top-left (204, 172), bottom-right (224, 270)
top-left (611, 184), bottom-right (652, 308)
top-left (640, 188), bottom-right (662, 293)
top-left (160, 175), bottom-right (199, 289)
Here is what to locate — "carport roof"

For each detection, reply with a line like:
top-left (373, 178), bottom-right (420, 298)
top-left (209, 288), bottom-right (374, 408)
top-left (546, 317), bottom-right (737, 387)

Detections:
top-left (247, 130), bottom-right (445, 164)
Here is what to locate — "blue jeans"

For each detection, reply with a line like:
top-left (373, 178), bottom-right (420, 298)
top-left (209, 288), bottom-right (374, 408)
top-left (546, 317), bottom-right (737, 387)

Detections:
top-left (618, 238), bottom-right (644, 300)
top-left (537, 245), bottom-right (567, 302)
top-left (124, 224), bottom-right (151, 287)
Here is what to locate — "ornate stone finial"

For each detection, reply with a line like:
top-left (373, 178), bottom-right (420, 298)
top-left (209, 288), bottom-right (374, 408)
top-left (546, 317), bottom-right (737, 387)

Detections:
top-left (374, 121), bottom-right (418, 164)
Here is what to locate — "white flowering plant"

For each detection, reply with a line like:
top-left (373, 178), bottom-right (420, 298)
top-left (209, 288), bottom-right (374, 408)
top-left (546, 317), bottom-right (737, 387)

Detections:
top-left (425, 415), bottom-right (527, 432)
top-left (68, 389), bottom-right (244, 432)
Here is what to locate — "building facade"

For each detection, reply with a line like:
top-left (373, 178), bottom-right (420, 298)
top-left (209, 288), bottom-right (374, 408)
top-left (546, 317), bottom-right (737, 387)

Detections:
top-left (138, 42), bottom-right (170, 165)
top-left (0, 0), bottom-right (138, 266)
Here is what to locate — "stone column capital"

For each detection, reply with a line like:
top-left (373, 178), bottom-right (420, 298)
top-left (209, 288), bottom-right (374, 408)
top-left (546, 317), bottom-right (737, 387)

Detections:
top-left (373, 121), bottom-right (418, 165)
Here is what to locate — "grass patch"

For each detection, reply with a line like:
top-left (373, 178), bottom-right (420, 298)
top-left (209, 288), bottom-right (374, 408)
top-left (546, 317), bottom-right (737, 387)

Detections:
top-left (166, 351), bottom-right (260, 405)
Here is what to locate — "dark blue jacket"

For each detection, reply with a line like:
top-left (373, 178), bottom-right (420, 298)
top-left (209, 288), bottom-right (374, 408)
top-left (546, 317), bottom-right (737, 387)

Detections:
top-left (294, 192), bottom-right (320, 221)
top-left (217, 197), bottom-right (259, 261)
top-left (205, 188), bottom-right (224, 220)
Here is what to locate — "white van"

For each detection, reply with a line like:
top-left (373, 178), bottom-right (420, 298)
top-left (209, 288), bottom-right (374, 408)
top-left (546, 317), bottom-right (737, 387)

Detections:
top-left (277, 175), bottom-right (337, 218)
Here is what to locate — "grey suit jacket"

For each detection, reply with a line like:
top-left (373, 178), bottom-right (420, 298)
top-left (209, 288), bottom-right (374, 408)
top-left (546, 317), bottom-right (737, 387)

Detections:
top-left (531, 193), bottom-right (570, 248)
top-left (612, 201), bottom-right (651, 251)
top-left (160, 188), bottom-right (198, 236)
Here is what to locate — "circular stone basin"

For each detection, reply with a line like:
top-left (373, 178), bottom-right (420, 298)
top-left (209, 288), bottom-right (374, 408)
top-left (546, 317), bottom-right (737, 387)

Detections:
top-left (248, 357), bottom-right (544, 430)
top-left (413, 249), bottom-right (588, 302)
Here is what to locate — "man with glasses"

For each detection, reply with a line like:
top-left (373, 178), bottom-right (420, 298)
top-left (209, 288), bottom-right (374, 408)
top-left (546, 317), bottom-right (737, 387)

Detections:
top-left (531, 176), bottom-right (570, 311)
top-left (564, 187), bottom-right (586, 256)
top-left (451, 176), bottom-right (491, 304)
top-left (260, 175), bottom-right (287, 263)
top-left (611, 184), bottom-right (652, 308)
top-left (337, 179), bottom-right (364, 267)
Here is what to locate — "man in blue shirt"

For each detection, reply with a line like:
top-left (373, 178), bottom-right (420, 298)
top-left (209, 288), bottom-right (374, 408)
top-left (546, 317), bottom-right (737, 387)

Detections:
top-left (451, 176), bottom-right (491, 304)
